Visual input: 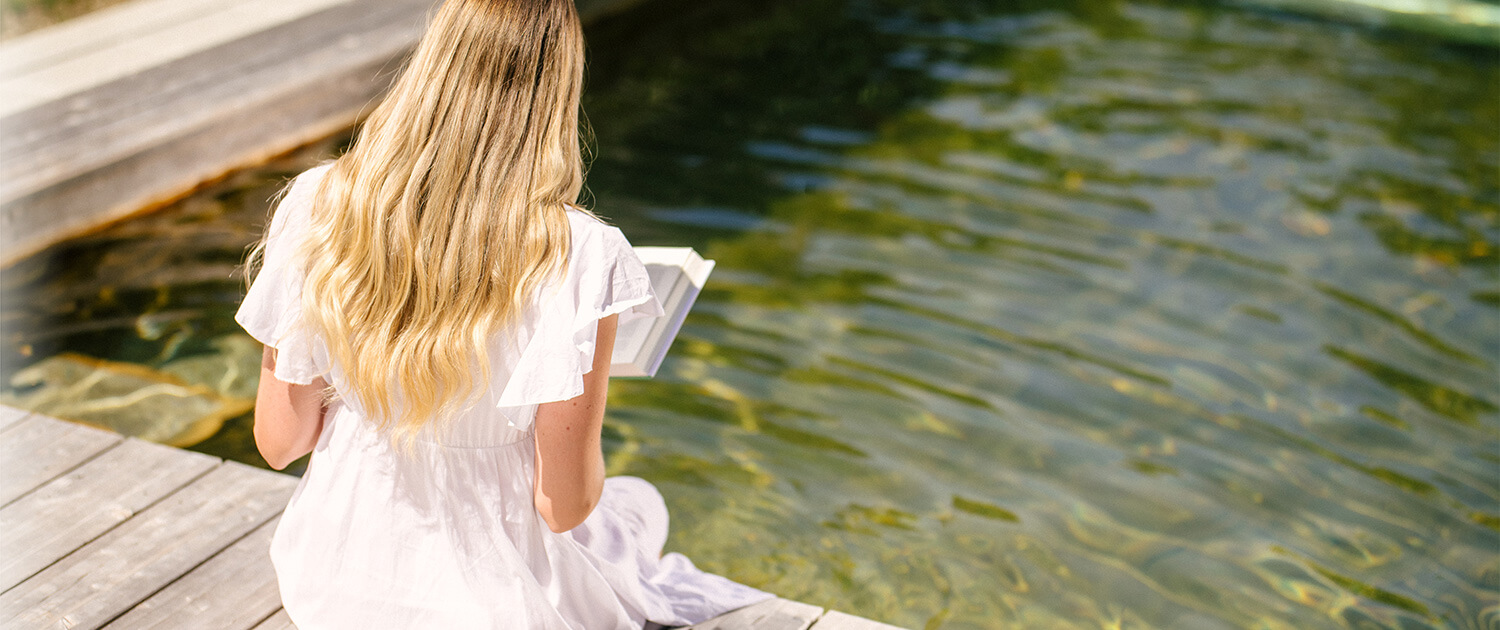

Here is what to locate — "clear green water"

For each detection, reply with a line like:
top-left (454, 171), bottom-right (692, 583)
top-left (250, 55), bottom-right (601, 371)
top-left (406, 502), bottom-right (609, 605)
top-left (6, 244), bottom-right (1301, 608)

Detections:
top-left (4, 0), bottom-right (1498, 628)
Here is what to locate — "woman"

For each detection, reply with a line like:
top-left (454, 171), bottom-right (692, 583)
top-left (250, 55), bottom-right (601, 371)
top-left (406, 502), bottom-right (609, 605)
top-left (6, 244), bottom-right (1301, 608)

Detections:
top-left (237, 0), bottom-right (773, 627)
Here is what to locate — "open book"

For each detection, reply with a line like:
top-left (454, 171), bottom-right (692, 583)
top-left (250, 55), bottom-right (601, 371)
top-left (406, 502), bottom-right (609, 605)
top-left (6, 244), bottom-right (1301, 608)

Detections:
top-left (609, 247), bottom-right (715, 378)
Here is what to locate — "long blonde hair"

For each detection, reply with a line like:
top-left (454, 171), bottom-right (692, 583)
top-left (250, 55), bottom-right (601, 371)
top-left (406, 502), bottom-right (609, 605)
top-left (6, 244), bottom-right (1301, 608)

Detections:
top-left (291, 0), bottom-right (588, 442)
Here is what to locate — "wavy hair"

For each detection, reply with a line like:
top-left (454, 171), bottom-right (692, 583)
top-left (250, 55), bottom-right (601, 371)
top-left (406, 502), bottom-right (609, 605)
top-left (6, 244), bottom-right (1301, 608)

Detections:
top-left (277, 0), bottom-right (588, 443)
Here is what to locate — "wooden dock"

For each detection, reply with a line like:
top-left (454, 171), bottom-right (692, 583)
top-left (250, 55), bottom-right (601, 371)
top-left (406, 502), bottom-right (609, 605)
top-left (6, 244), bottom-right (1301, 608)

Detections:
top-left (0, 406), bottom-right (903, 629)
top-left (0, 0), bottom-right (639, 266)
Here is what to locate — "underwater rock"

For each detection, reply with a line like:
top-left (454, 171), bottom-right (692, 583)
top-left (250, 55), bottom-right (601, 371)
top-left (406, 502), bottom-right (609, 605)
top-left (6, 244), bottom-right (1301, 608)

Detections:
top-left (1, 351), bottom-right (254, 447)
top-left (160, 335), bottom-right (263, 400)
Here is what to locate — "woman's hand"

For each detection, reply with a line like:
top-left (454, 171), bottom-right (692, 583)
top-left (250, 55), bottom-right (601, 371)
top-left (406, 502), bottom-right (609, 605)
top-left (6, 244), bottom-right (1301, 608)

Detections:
top-left (532, 313), bottom-right (618, 533)
top-left (253, 346), bottom-right (328, 470)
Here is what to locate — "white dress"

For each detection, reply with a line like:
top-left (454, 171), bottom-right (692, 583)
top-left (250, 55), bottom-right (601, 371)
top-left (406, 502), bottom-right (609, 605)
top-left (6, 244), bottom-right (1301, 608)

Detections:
top-left (236, 165), bottom-right (773, 629)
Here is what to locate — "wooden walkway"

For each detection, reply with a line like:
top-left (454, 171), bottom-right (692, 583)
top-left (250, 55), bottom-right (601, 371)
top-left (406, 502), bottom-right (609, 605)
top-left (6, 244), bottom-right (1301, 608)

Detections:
top-left (0, 0), bottom-right (638, 266)
top-left (0, 407), bottom-right (903, 629)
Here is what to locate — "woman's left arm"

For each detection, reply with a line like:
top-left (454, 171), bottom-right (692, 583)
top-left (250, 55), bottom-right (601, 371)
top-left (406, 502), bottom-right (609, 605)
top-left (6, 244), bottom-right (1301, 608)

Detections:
top-left (253, 346), bottom-right (328, 470)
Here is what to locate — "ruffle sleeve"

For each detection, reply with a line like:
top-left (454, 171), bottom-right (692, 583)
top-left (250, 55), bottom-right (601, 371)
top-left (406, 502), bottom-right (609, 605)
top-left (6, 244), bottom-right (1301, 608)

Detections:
top-left (494, 214), bottom-right (664, 411)
top-left (234, 164), bottom-right (332, 385)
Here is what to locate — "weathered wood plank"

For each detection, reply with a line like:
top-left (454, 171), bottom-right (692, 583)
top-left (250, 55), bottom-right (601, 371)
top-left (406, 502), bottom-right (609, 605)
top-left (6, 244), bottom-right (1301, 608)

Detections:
top-left (812, 610), bottom-right (909, 630)
top-left (0, 438), bottom-right (219, 590)
top-left (0, 405), bottom-right (30, 433)
top-left (0, 0), bottom-right (638, 265)
top-left (0, 0), bottom-right (429, 201)
top-left (0, 461), bottom-right (296, 630)
top-left (251, 609), bottom-right (295, 630)
top-left (104, 517), bottom-right (284, 630)
top-left (0, 0), bottom-right (241, 76)
top-left (0, 0), bottom-right (431, 264)
top-left (687, 598), bottom-right (825, 630)
top-left (0, 414), bottom-right (122, 506)
top-left (0, 0), bottom-right (354, 116)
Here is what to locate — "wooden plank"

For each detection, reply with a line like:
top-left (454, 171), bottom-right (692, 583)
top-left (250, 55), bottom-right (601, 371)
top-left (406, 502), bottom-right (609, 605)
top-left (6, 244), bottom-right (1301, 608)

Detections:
top-left (0, 0), bottom-right (637, 265)
top-left (0, 405), bottom-right (30, 433)
top-left (251, 609), bottom-right (295, 630)
top-left (813, 610), bottom-right (909, 630)
top-left (0, 0), bottom-right (430, 201)
top-left (0, 461), bottom-right (296, 630)
top-left (104, 517), bottom-right (284, 630)
top-left (0, 0), bottom-right (353, 113)
top-left (0, 0), bottom-right (242, 76)
top-left (0, 438), bottom-right (219, 590)
top-left (0, 414), bottom-right (122, 506)
top-left (0, 0), bottom-right (432, 264)
top-left (687, 598), bottom-right (824, 630)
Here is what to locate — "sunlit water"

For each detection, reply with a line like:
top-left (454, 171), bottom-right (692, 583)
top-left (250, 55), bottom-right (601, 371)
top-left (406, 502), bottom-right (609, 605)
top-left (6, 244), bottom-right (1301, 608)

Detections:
top-left (4, 0), bottom-right (1497, 628)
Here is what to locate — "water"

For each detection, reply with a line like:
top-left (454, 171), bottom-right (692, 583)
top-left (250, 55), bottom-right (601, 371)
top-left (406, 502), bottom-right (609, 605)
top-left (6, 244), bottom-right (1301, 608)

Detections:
top-left (4, 0), bottom-right (1497, 628)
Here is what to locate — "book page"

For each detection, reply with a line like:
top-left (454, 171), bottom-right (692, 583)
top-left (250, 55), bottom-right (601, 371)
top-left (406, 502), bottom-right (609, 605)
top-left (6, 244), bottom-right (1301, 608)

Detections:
top-left (613, 261), bottom-right (684, 365)
top-left (610, 247), bottom-right (710, 378)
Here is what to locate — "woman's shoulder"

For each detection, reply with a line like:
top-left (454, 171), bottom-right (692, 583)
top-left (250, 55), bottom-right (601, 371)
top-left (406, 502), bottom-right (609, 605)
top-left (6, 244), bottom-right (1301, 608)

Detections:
top-left (260, 164), bottom-right (334, 252)
top-left (564, 204), bottom-right (609, 231)
top-left (268, 163), bottom-right (334, 232)
top-left (302, 161), bottom-right (336, 180)
top-left (288, 162), bottom-right (335, 199)
top-left (564, 206), bottom-right (629, 253)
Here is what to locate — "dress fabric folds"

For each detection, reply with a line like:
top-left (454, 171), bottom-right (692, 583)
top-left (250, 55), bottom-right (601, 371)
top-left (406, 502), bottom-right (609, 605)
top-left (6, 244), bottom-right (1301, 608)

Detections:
top-left (235, 165), bottom-right (773, 629)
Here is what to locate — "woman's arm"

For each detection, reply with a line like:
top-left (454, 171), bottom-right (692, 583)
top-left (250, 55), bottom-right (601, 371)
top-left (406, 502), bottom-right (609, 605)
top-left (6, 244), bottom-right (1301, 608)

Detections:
top-left (253, 346), bottom-right (328, 470)
top-left (532, 313), bottom-right (618, 534)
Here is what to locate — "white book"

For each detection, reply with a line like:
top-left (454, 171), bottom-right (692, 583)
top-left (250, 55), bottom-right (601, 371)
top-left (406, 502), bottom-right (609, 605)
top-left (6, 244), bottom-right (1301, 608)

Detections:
top-left (610, 247), bottom-right (715, 378)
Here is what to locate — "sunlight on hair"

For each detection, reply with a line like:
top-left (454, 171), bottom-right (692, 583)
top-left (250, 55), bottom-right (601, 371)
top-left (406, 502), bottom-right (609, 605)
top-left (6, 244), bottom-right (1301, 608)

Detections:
top-left (258, 0), bottom-right (591, 447)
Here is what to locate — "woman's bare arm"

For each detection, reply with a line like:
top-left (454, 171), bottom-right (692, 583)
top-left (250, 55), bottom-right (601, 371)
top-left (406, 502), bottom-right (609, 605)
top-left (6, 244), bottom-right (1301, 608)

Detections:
top-left (532, 314), bottom-right (618, 534)
top-left (253, 346), bottom-right (328, 470)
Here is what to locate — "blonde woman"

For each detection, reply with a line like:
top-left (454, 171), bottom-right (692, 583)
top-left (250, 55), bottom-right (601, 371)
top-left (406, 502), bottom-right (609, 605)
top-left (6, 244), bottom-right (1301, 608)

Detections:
top-left (236, 0), bottom-right (772, 627)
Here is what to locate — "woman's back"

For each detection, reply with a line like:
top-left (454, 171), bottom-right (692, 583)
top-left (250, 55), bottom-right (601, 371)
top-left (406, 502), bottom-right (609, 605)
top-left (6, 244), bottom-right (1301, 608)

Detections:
top-left (239, 165), bottom-right (771, 628)
top-left (238, 1), bottom-right (773, 626)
